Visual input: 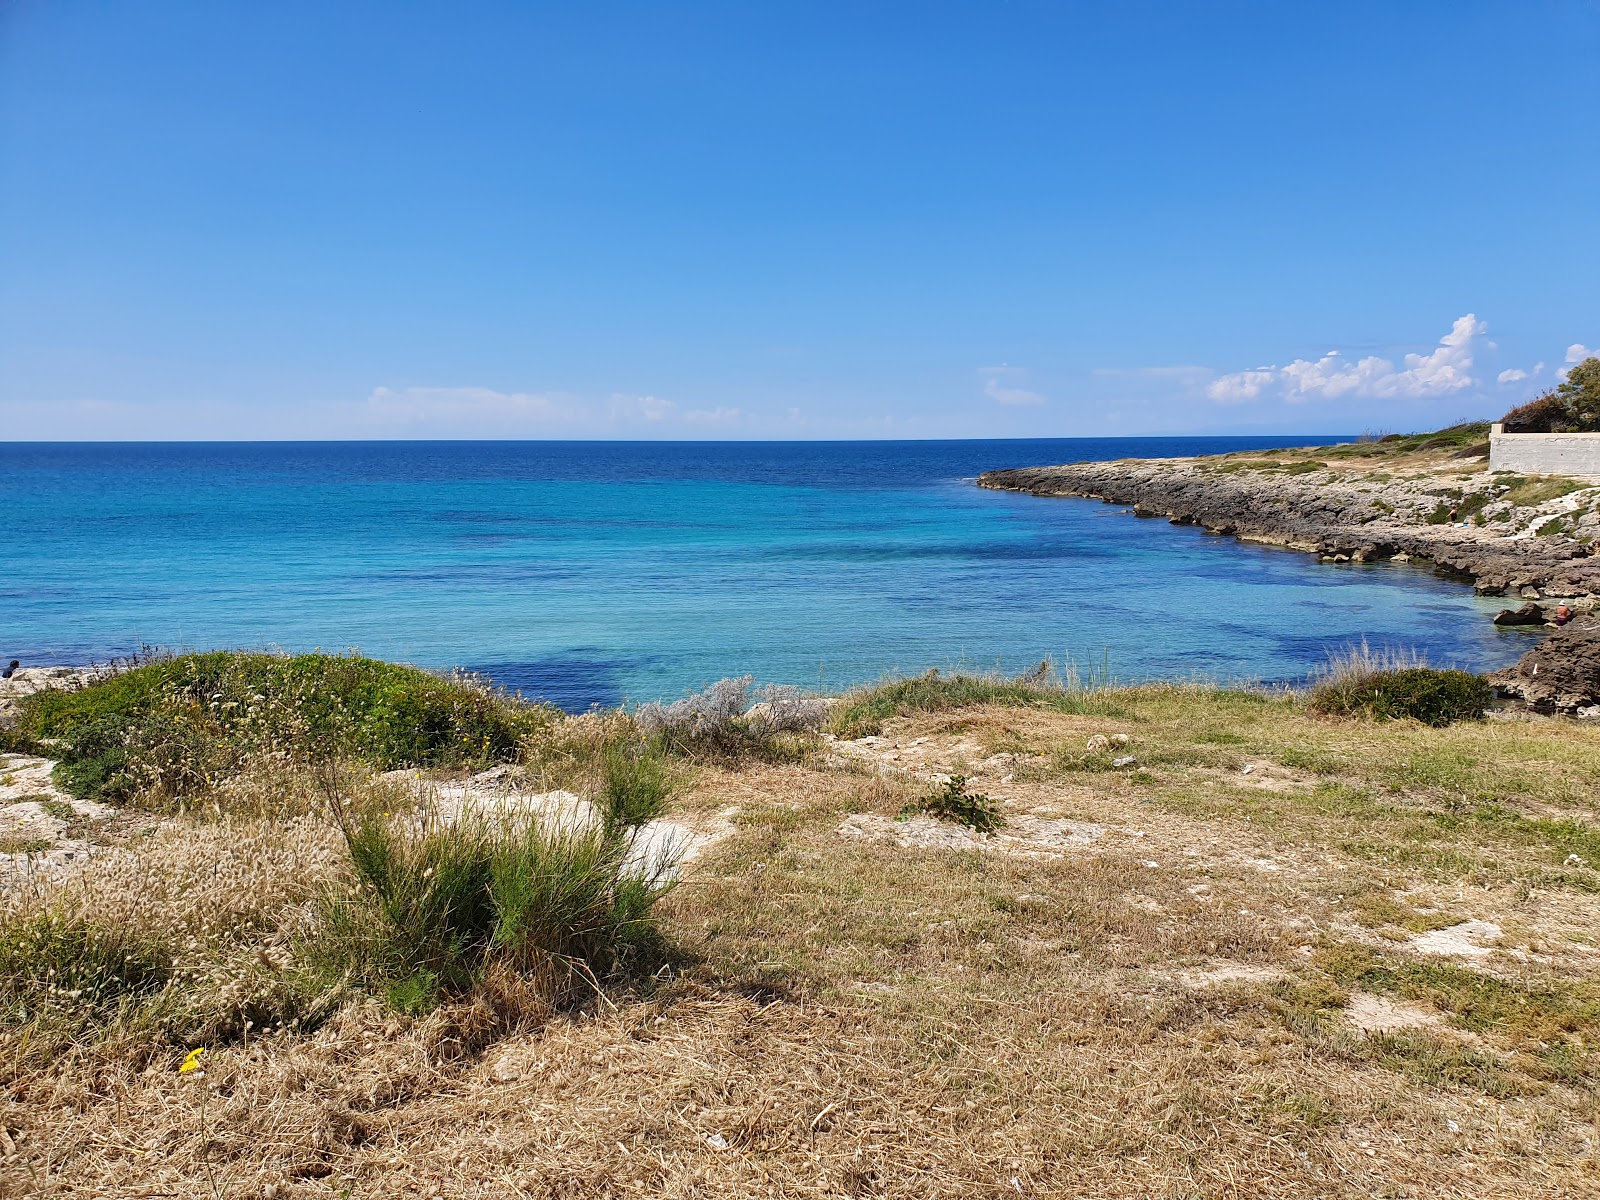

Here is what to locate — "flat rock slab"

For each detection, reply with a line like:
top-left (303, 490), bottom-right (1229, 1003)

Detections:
top-left (384, 769), bottom-right (735, 881)
top-left (838, 812), bottom-right (1104, 856)
top-left (1, 755), bottom-right (116, 888)
top-left (1347, 992), bottom-right (1442, 1034)
top-left (1171, 961), bottom-right (1285, 989)
top-left (1407, 919), bottom-right (1502, 958)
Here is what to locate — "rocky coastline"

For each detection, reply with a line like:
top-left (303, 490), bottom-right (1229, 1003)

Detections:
top-left (978, 443), bottom-right (1600, 714)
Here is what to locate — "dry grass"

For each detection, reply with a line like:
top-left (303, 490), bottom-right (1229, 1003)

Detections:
top-left (6, 686), bottom-right (1600, 1197)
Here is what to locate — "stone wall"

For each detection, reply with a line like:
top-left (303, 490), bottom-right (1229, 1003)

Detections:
top-left (1489, 423), bottom-right (1600, 480)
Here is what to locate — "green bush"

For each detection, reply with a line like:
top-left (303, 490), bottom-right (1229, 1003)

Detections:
top-left (901, 774), bottom-right (1003, 833)
top-left (1310, 666), bottom-right (1491, 727)
top-left (1501, 361), bottom-right (1600, 433)
top-left (7, 652), bottom-right (556, 804)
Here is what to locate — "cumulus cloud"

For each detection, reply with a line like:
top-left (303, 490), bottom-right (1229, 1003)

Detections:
top-left (1556, 346), bottom-right (1596, 382)
top-left (980, 365), bottom-right (1046, 407)
top-left (1206, 314), bottom-right (1486, 404)
top-left (1497, 368), bottom-right (1530, 384)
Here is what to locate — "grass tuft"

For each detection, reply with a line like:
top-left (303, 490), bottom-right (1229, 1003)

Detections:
top-left (832, 664), bottom-right (1125, 738)
top-left (313, 771), bottom-right (678, 1015)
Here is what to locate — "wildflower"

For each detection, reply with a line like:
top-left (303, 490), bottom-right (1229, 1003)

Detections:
top-left (178, 1047), bottom-right (206, 1075)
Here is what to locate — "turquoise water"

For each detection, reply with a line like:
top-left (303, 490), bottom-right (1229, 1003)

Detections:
top-left (2, 440), bottom-right (1525, 708)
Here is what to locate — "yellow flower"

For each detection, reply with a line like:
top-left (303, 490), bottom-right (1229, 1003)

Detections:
top-left (178, 1047), bottom-right (206, 1074)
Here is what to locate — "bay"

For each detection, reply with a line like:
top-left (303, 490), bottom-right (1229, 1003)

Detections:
top-left (0, 439), bottom-right (1524, 708)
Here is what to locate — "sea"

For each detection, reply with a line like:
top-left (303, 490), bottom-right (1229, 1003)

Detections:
top-left (1, 439), bottom-right (1527, 709)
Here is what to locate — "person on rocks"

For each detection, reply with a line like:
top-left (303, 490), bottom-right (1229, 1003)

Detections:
top-left (1, 660), bottom-right (17, 680)
top-left (1552, 604), bottom-right (1574, 627)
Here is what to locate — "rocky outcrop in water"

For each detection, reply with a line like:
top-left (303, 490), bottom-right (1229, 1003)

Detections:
top-left (1488, 618), bottom-right (1600, 715)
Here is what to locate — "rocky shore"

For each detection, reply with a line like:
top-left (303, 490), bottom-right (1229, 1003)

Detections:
top-left (978, 436), bottom-right (1600, 713)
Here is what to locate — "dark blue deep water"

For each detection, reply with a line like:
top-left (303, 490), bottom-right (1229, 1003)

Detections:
top-left (1, 439), bottom-right (1526, 708)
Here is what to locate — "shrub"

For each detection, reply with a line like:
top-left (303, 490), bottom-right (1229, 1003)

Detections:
top-left (1308, 645), bottom-right (1491, 726)
top-left (598, 739), bottom-right (677, 840)
top-left (635, 676), bottom-right (826, 759)
top-left (8, 652), bottom-right (556, 805)
top-left (1502, 363), bottom-right (1600, 433)
top-left (901, 774), bottom-right (1003, 833)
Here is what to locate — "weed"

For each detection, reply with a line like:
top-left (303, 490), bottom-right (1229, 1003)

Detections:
top-left (1501, 476), bottom-right (1583, 508)
top-left (0, 836), bottom-right (55, 854)
top-left (900, 775), bottom-right (1002, 833)
top-left (636, 677), bottom-right (825, 761)
top-left (314, 771), bottom-right (678, 1014)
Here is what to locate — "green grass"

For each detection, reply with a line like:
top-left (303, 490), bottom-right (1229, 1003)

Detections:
top-left (832, 669), bottom-right (1128, 738)
top-left (1320, 421), bottom-right (1492, 460)
top-left (1501, 476), bottom-right (1584, 508)
top-left (1317, 943), bottom-right (1600, 1048)
top-left (5, 651), bottom-right (556, 805)
top-left (0, 836), bottom-right (55, 855)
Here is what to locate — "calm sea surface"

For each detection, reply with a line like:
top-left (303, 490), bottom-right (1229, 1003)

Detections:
top-left (1, 439), bottom-right (1527, 708)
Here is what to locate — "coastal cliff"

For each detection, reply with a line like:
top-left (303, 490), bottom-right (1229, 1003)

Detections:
top-left (978, 430), bottom-right (1600, 712)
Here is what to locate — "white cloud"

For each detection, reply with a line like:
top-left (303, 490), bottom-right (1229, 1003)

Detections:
top-left (1497, 368), bottom-right (1529, 384)
top-left (1566, 343), bottom-right (1593, 363)
top-left (681, 406), bottom-right (742, 424)
top-left (365, 386), bottom-right (735, 432)
top-left (980, 364), bottom-right (1046, 407)
top-left (1207, 369), bottom-right (1277, 403)
top-left (366, 386), bottom-right (587, 426)
top-left (1206, 314), bottom-right (1486, 404)
top-left (1091, 365), bottom-right (1212, 380)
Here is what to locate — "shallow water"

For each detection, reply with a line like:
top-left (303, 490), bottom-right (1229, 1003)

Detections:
top-left (1, 439), bottom-right (1527, 707)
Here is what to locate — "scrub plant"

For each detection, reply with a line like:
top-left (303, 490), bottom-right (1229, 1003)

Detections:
top-left (8, 651), bottom-right (555, 806)
top-left (1308, 644), bottom-right (1491, 727)
top-left (901, 774), bottom-right (1003, 834)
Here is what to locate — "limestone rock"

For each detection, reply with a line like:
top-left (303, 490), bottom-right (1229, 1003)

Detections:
top-left (1489, 617), bottom-right (1600, 714)
top-left (1493, 602), bottom-right (1546, 626)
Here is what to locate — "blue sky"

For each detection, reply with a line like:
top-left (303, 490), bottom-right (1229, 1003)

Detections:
top-left (2, 2), bottom-right (1597, 440)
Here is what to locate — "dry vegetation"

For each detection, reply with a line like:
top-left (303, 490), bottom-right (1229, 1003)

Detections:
top-left (5, 665), bottom-right (1600, 1198)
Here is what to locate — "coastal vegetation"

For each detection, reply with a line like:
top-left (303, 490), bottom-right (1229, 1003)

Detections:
top-left (1501, 356), bottom-right (1600, 433)
top-left (1308, 645), bottom-right (1494, 727)
top-left (1, 651), bottom-right (553, 806)
top-left (6, 651), bottom-right (1600, 1194)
